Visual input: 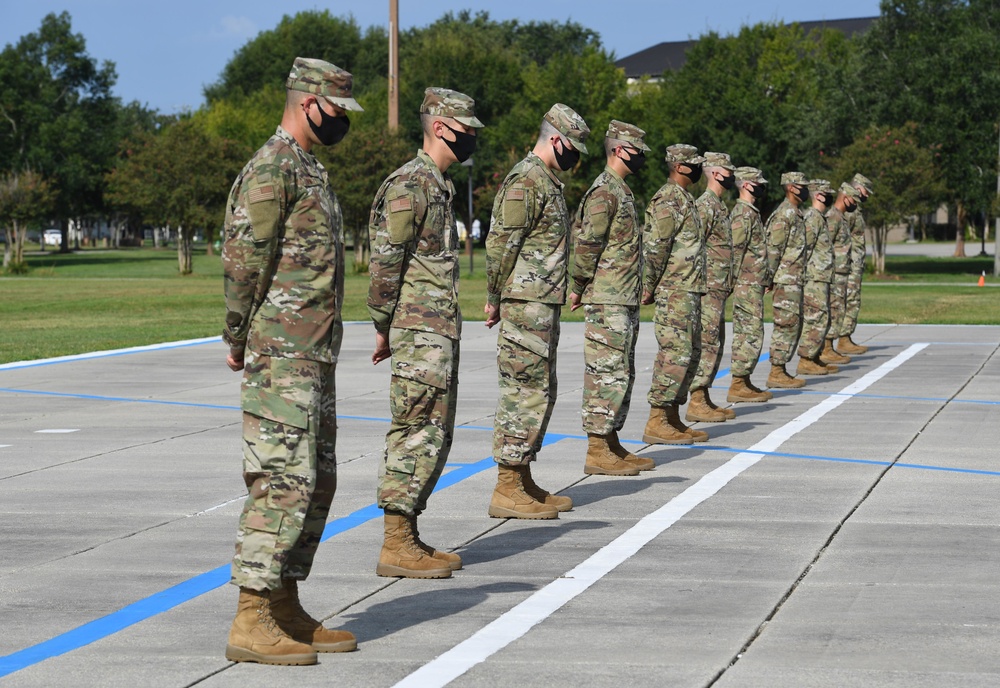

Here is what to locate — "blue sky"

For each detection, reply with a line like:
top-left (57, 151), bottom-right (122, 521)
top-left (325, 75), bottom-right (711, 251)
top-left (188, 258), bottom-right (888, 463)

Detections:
top-left (2, 1), bottom-right (882, 114)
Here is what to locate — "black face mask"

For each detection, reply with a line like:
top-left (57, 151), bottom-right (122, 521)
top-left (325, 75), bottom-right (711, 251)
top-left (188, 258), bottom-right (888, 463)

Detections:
top-left (307, 103), bottom-right (350, 146)
top-left (748, 184), bottom-right (766, 200)
top-left (553, 140), bottom-right (580, 171)
top-left (622, 149), bottom-right (646, 174)
top-left (442, 123), bottom-right (477, 163)
top-left (718, 173), bottom-right (736, 190)
top-left (822, 194), bottom-right (835, 207)
top-left (683, 164), bottom-right (703, 184)
top-left (846, 200), bottom-right (858, 213)
top-left (793, 186), bottom-right (809, 203)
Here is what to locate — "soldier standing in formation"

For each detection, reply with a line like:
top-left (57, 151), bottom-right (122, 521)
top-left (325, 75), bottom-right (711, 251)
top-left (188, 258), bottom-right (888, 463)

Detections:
top-left (484, 104), bottom-right (590, 519)
top-left (367, 88), bottom-right (483, 579)
top-left (765, 172), bottom-right (810, 389)
top-left (726, 167), bottom-right (773, 403)
top-left (838, 173), bottom-right (874, 355)
top-left (641, 144), bottom-right (710, 445)
top-left (222, 57), bottom-right (362, 665)
top-left (796, 179), bottom-right (837, 376)
top-left (687, 152), bottom-right (737, 423)
top-left (569, 120), bottom-right (654, 476)
top-left (824, 183), bottom-right (862, 364)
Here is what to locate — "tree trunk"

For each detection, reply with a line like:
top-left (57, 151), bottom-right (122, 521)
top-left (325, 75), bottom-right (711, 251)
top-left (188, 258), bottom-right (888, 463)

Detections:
top-left (953, 201), bottom-right (967, 257)
top-left (872, 223), bottom-right (887, 275)
top-left (177, 225), bottom-right (193, 274)
top-left (13, 219), bottom-right (25, 266)
top-left (3, 226), bottom-right (12, 268)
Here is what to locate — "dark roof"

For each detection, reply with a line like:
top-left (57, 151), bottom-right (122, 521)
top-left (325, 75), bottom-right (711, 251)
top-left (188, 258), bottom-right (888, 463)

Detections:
top-left (616, 16), bottom-right (878, 78)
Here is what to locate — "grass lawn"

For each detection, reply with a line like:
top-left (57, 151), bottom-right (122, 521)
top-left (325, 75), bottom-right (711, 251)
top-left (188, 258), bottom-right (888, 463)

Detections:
top-left (1, 246), bottom-right (997, 364)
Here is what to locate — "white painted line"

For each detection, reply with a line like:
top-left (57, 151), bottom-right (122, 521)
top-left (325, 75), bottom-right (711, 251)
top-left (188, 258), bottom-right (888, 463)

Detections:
top-left (187, 495), bottom-right (244, 517)
top-left (0, 336), bottom-right (221, 371)
top-left (394, 343), bottom-right (930, 688)
top-left (0, 445), bottom-right (10, 448)
top-left (35, 429), bottom-right (80, 434)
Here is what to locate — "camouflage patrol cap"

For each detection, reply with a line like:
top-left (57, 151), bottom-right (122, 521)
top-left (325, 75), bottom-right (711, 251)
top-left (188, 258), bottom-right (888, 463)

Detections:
top-left (420, 87), bottom-right (484, 128)
top-left (839, 182), bottom-right (861, 199)
top-left (780, 171), bottom-right (808, 186)
top-left (286, 57), bottom-right (363, 112)
top-left (852, 173), bottom-right (873, 193)
top-left (703, 151), bottom-right (735, 171)
top-left (808, 179), bottom-right (834, 194)
top-left (735, 166), bottom-right (768, 184)
top-left (664, 143), bottom-right (706, 165)
top-left (606, 120), bottom-right (651, 152)
top-left (544, 104), bottom-right (590, 154)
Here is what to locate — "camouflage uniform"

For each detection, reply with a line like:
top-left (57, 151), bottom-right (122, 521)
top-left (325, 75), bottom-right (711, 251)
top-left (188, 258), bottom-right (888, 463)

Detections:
top-left (644, 145), bottom-right (707, 407)
top-left (765, 173), bottom-right (809, 367)
top-left (486, 104), bottom-right (588, 465)
top-left (690, 153), bottom-right (735, 391)
top-left (826, 183), bottom-right (860, 338)
top-left (797, 180), bottom-right (835, 360)
top-left (223, 60), bottom-right (363, 592)
top-left (368, 139), bottom-right (466, 515)
top-left (729, 168), bottom-right (770, 377)
top-left (844, 179), bottom-right (870, 336)
top-left (572, 128), bottom-right (645, 434)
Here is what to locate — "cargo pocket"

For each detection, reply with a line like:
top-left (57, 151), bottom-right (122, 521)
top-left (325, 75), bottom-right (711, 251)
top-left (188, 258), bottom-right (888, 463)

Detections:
top-left (241, 385), bottom-right (310, 475)
top-left (497, 319), bottom-right (550, 386)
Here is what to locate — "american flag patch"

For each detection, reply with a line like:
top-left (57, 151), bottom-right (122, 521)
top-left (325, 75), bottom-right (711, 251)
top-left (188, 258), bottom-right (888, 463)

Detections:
top-left (506, 188), bottom-right (525, 201)
top-left (248, 185), bottom-right (275, 204)
top-left (389, 197), bottom-right (413, 213)
top-left (591, 201), bottom-right (608, 215)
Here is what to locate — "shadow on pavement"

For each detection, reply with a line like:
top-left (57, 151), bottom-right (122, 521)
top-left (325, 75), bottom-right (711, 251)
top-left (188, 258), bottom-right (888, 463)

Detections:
top-left (461, 520), bottom-right (611, 566)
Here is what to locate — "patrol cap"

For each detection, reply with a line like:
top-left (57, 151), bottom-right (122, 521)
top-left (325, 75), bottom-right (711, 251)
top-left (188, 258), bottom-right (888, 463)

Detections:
top-left (606, 119), bottom-right (651, 152)
top-left (664, 143), bottom-right (706, 165)
top-left (839, 182), bottom-right (861, 199)
top-left (735, 166), bottom-right (767, 184)
top-left (852, 173), bottom-right (873, 193)
top-left (808, 178), bottom-right (834, 195)
top-left (781, 171), bottom-right (808, 186)
top-left (420, 87), bottom-right (484, 128)
top-left (286, 57), bottom-right (363, 112)
top-left (703, 151), bottom-right (735, 172)
top-left (544, 104), bottom-right (590, 154)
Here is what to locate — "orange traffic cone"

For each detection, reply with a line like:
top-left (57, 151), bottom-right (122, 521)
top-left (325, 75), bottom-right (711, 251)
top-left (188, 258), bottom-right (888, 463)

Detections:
top-left (978, 271), bottom-right (986, 287)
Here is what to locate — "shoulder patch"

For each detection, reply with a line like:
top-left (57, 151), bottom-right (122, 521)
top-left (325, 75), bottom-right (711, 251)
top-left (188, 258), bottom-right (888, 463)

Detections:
top-left (590, 201), bottom-right (608, 216)
top-left (506, 188), bottom-right (525, 201)
top-left (389, 197), bottom-right (413, 213)
top-left (248, 185), bottom-right (276, 205)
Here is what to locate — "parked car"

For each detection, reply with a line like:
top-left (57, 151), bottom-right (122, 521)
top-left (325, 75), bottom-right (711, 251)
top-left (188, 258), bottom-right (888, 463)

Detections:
top-left (43, 229), bottom-right (62, 247)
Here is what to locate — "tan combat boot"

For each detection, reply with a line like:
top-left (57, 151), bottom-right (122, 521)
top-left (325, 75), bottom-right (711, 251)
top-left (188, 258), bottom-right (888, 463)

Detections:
top-left (767, 363), bottom-right (806, 389)
top-left (410, 515), bottom-right (462, 571)
top-left (521, 464), bottom-right (573, 511)
top-left (271, 580), bottom-right (357, 653)
top-left (666, 403), bottom-right (709, 442)
top-left (837, 335), bottom-right (868, 355)
top-left (225, 588), bottom-right (318, 665)
top-left (685, 388), bottom-right (728, 423)
top-left (608, 430), bottom-right (655, 471)
top-left (796, 356), bottom-right (831, 376)
top-left (585, 434), bottom-right (641, 475)
top-left (704, 387), bottom-right (736, 419)
top-left (820, 339), bottom-right (851, 364)
top-left (376, 511), bottom-right (453, 578)
top-left (642, 406), bottom-right (694, 445)
top-left (746, 377), bottom-right (773, 400)
top-left (727, 375), bottom-right (771, 403)
top-left (489, 465), bottom-right (559, 519)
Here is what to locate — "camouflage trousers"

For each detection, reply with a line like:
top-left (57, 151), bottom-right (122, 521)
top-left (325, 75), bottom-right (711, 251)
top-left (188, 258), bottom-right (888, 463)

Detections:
top-left (845, 253), bottom-right (864, 334)
top-left (582, 304), bottom-right (639, 435)
top-left (797, 280), bottom-right (831, 360)
top-left (648, 290), bottom-right (702, 407)
top-left (730, 282), bottom-right (765, 377)
top-left (378, 327), bottom-right (459, 516)
top-left (828, 272), bottom-right (849, 339)
top-left (690, 289), bottom-right (729, 390)
top-left (769, 283), bottom-right (803, 366)
top-left (233, 351), bottom-right (338, 591)
top-left (493, 300), bottom-right (560, 466)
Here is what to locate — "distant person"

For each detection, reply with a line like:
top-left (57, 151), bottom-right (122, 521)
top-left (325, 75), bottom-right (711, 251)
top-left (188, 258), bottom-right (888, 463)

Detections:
top-left (221, 57), bottom-right (362, 666)
top-left (368, 87), bottom-right (483, 577)
top-left (838, 173), bottom-right (874, 355)
top-left (485, 103), bottom-right (590, 517)
top-left (796, 179), bottom-right (837, 376)
top-left (471, 217), bottom-right (482, 243)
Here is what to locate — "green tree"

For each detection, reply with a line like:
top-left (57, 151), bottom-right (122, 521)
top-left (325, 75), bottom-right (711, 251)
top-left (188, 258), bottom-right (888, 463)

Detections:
top-left (106, 118), bottom-right (248, 274)
top-left (0, 169), bottom-right (55, 271)
top-left (829, 123), bottom-right (945, 274)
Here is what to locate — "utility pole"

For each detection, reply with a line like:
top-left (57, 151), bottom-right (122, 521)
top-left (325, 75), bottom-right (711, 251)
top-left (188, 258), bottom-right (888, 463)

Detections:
top-left (994, 118), bottom-right (999, 276)
top-left (388, 0), bottom-right (399, 131)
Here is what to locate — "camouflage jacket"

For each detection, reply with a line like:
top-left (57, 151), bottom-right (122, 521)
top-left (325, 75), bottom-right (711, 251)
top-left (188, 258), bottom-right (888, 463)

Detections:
top-left (570, 166), bottom-right (642, 306)
top-left (222, 126), bottom-right (344, 363)
top-left (802, 206), bottom-right (835, 283)
top-left (368, 149), bottom-right (460, 339)
top-left (486, 152), bottom-right (569, 306)
top-left (825, 206), bottom-right (852, 275)
top-left (643, 179), bottom-right (706, 296)
top-left (696, 188), bottom-right (734, 294)
top-left (846, 207), bottom-right (868, 270)
top-left (729, 199), bottom-right (770, 287)
top-left (765, 199), bottom-right (807, 286)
